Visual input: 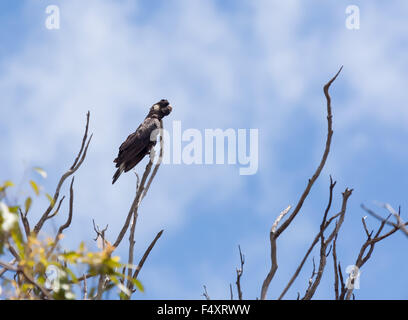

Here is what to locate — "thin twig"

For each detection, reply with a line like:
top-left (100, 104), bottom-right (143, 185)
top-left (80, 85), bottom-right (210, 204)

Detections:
top-left (342, 213), bottom-right (399, 300)
top-left (302, 188), bottom-right (352, 300)
top-left (126, 174), bottom-right (143, 290)
top-left (18, 208), bottom-right (30, 240)
top-left (260, 205), bottom-right (291, 300)
top-left (235, 245), bottom-right (245, 300)
top-left (261, 68), bottom-right (342, 300)
top-left (279, 177), bottom-right (337, 299)
top-left (332, 233), bottom-right (339, 300)
top-left (0, 258), bottom-right (16, 278)
top-left (131, 230), bottom-right (164, 281)
top-left (202, 285), bottom-right (210, 300)
top-left (363, 203), bottom-right (408, 237)
top-left (19, 267), bottom-right (53, 300)
top-left (33, 111), bottom-right (92, 235)
top-left (113, 161), bottom-right (153, 249)
top-left (274, 67), bottom-right (343, 239)
top-left (83, 273), bottom-right (88, 300)
top-left (47, 177), bottom-right (75, 257)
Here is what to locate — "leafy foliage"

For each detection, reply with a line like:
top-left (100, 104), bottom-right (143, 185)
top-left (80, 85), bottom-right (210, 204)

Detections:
top-left (0, 172), bottom-right (143, 300)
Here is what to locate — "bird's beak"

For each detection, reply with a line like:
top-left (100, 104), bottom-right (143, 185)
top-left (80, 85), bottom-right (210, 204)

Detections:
top-left (168, 105), bottom-right (173, 112)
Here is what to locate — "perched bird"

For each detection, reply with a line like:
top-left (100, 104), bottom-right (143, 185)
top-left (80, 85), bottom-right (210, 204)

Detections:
top-left (112, 99), bottom-right (172, 184)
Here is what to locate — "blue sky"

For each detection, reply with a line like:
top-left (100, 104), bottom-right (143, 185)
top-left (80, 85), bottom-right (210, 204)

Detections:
top-left (1, 0), bottom-right (408, 299)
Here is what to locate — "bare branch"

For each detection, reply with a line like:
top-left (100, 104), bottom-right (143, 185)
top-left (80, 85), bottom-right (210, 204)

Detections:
top-left (126, 208), bottom-right (139, 290)
top-left (261, 68), bottom-right (342, 300)
top-left (113, 167), bottom-right (151, 250)
top-left (260, 205), bottom-right (291, 300)
top-left (34, 111), bottom-right (92, 235)
top-left (46, 196), bottom-right (65, 221)
top-left (54, 178), bottom-right (74, 245)
top-left (235, 245), bottom-right (245, 300)
top-left (340, 208), bottom-right (401, 300)
top-left (7, 240), bottom-right (20, 261)
top-left (113, 120), bottom-right (164, 250)
top-left (274, 67), bottom-right (343, 239)
top-left (0, 258), bottom-right (16, 278)
top-left (71, 111), bottom-right (91, 170)
top-left (131, 230), bottom-right (164, 281)
top-left (83, 273), bottom-right (88, 300)
top-left (95, 275), bottom-right (106, 300)
top-left (19, 267), bottom-right (53, 300)
top-left (142, 120), bottom-right (164, 201)
top-left (202, 285), bottom-right (210, 300)
top-left (92, 220), bottom-right (109, 242)
top-left (279, 177), bottom-right (338, 299)
top-left (332, 233), bottom-right (339, 300)
top-left (302, 188), bottom-right (352, 300)
top-left (0, 259), bottom-right (18, 271)
top-left (303, 257), bottom-right (317, 297)
top-left (45, 177), bottom-right (75, 259)
top-left (18, 208), bottom-right (30, 240)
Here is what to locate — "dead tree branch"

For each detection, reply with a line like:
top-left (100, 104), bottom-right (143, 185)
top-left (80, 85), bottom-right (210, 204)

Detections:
top-left (235, 245), bottom-right (245, 300)
top-left (363, 203), bottom-right (408, 238)
top-left (279, 177), bottom-right (337, 299)
top-left (260, 205), bottom-right (291, 300)
top-left (260, 67), bottom-right (342, 300)
top-left (47, 177), bottom-right (75, 256)
top-left (332, 233), bottom-right (340, 300)
top-left (33, 111), bottom-right (92, 235)
top-left (94, 120), bottom-right (165, 297)
top-left (112, 120), bottom-right (164, 250)
top-left (202, 285), bottom-right (210, 300)
top-left (129, 229), bottom-right (164, 292)
top-left (273, 67), bottom-right (343, 239)
top-left (339, 206), bottom-right (404, 300)
top-left (302, 188), bottom-right (353, 300)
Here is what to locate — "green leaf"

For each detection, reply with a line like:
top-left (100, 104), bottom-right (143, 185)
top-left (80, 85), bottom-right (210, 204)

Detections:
top-left (25, 197), bottom-right (32, 213)
top-left (110, 276), bottom-right (131, 297)
top-left (3, 181), bottom-right (14, 188)
top-left (11, 227), bottom-right (25, 259)
top-left (61, 251), bottom-right (81, 262)
top-left (8, 206), bottom-right (20, 213)
top-left (33, 167), bottom-right (47, 179)
top-left (119, 291), bottom-right (130, 300)
top-left (106, 258), bottom-right (122, 269)
top-left (64, 267), bottom-right (78, 283)
top-left (132, 278), bottom-right (144, 292)
top-left (29, 180), bottom-right (40, 196)
top-left (0, 180), bottom-right (14, 192)
top-left (45, 193), bottom-right (55, 207)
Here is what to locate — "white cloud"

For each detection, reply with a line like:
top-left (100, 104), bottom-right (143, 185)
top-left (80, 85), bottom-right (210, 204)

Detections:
top-left (1, 0), bottom-right (407, 299)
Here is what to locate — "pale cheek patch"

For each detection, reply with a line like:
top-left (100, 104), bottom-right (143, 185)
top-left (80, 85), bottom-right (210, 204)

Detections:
top-left (153, 104), bottom-right (160, 111)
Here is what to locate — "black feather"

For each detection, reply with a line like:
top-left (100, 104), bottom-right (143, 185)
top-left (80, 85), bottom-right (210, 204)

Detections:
top-left (112, 99), bottom-right (172, 184)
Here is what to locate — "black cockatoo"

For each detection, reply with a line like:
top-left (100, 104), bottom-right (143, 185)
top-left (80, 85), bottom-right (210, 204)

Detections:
top-left (112, 99), bottom-right (172, 184)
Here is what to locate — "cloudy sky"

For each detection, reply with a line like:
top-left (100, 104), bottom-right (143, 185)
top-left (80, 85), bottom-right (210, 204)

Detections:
top-left (1, 0), bottom-right (408, 299)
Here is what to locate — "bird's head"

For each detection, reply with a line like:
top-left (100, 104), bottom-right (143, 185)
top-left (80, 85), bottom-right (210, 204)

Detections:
top-left (148, 99), bottom-right (173, 119)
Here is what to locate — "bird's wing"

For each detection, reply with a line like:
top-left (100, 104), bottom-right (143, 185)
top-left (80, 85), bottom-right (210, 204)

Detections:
top-left (116, 118), bottom-right (160, 159)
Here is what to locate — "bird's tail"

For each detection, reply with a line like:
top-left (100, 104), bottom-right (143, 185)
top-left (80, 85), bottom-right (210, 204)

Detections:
top-left (112, 167), bottom-right (123, 184)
